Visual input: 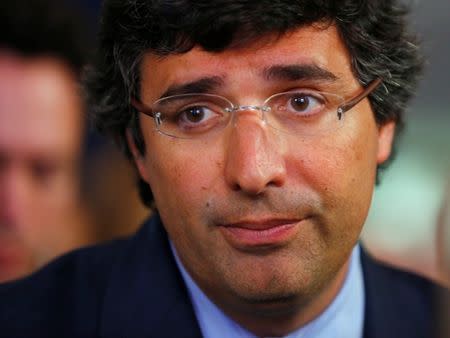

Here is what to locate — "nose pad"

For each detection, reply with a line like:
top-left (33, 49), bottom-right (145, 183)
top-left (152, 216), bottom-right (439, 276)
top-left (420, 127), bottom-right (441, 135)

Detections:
top-left (229, 105), bottom-right (269, 127)
top-left (224, 116), bottom-right (286, 195)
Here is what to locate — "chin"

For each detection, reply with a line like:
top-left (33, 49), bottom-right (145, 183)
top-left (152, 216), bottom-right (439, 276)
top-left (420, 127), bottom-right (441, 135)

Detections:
top-left (226, 253), bottom-right (341, 312)
top-left (229, 269), bottom-right (312, 303)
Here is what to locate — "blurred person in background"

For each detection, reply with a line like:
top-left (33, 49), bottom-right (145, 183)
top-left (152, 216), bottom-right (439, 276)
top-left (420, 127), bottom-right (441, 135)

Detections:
top-left (67, 0), bottom-right (150, 245)
top-left (0, 0), bottom-right (92, 282)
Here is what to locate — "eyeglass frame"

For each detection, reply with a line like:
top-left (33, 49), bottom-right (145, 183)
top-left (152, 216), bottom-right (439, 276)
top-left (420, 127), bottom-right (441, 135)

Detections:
top-left (131, 78), bottom-right (382, 137)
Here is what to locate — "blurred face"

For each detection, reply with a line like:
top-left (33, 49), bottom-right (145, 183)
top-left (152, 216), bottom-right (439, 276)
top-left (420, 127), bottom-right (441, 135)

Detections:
top-left (0, 54), bottom-right (83, 282)
top-left (132, 25), bottom-right (394, 332)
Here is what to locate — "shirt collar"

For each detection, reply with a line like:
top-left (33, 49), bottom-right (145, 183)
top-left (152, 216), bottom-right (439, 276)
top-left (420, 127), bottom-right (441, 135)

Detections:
top-left (171, 243), bottom-right (364, 338)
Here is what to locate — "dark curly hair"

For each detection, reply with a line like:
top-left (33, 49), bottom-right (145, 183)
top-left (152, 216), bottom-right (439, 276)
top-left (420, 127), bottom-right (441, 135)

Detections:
top-left (84, 0), bottom-right (423, 208)
top-left (0, 0), bottom-right (91, 76)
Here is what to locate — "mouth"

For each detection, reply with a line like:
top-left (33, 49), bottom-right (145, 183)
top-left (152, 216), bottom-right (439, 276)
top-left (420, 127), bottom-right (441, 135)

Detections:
top-left (218, 218), bottom-right (305, 250)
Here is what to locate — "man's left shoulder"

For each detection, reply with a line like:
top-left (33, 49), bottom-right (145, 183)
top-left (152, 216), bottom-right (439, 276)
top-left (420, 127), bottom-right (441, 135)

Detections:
top-left (361, 248), bottom-right (436, 297)
top-left (360, 248), bottom-right (448, 338)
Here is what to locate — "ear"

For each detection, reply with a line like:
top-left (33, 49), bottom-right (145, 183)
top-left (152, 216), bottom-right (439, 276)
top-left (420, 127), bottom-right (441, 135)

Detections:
top-left (126, 129), bottom-right (150, 183)
top-left (376, 121), bottom-right (396, 165)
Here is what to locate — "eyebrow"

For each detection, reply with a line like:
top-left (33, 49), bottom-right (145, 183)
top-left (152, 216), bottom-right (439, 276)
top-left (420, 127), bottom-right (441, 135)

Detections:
top-left (156, 64), bottom-right (337, 100)
top-left (159, 76), bottom-right (224, 99)
top-left (263, 64), bottom-right (338, 83)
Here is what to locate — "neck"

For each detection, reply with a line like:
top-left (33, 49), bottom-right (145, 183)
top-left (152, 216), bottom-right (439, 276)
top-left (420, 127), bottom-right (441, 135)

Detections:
top-left (171, 240), bottom-right (354, 337)
top-left (214, 260), bottom-right (351, 337)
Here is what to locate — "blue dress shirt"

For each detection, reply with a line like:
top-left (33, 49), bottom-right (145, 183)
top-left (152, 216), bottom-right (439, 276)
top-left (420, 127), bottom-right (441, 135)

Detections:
top-left (171, 244), bottom-right (364, 338)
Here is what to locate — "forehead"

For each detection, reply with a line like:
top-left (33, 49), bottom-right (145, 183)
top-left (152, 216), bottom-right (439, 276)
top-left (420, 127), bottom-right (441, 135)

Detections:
top-left (0, 55), bottom-right (82, 157)
top-left (140, 24), bottom-right (359, 101)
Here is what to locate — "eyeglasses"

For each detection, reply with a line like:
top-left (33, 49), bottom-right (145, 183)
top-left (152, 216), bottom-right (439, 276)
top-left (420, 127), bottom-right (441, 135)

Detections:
top-left (131, 78), bottom-right (382, 139)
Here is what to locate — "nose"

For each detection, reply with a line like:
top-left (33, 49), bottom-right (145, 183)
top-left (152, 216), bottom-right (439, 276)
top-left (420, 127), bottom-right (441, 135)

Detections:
top-left (224, 113), bottom-right (287, 195)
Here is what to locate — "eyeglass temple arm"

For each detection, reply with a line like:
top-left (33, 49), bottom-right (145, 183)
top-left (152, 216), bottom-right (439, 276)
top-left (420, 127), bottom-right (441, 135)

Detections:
top-left (337, 78), bottom-right (382, 120)
top-left (131, 98), bottom-right (154, 118)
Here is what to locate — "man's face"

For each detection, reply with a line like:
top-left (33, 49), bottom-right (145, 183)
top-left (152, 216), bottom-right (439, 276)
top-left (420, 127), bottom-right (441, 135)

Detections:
top-left (133, 25), bottom-right (394, 317)
top-left (0, 54), bottom-right (83, 282)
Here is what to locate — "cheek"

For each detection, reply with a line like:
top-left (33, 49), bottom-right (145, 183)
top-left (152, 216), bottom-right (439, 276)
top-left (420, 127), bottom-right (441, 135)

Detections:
top-left (286, 124), bottom-right (379, 219)
top-left (143, 141), bottom-right (221, 218)
top-left (142, 142), bottom-right (224, 268)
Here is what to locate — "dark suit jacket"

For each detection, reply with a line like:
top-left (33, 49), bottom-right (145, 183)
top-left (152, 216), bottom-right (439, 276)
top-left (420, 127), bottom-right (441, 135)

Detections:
top-left (0, 215), bottom-right (444, 338)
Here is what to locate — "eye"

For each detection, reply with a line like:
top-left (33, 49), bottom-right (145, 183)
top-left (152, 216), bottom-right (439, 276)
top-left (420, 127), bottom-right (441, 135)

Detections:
top-left (267, 90), bottom-right (327, 120)
top-left (174, 103), bottom-right (226, 132)
top-left (287, 93), bottom-right (323, 115)
top-left (31, 160), bottom-right (59, 187)
top-left (153, 93), bottom-right (232, 136)
top-left (292, 95), bottom-right (311, 111)
top-left (179, 106), bottom-right (214, 124)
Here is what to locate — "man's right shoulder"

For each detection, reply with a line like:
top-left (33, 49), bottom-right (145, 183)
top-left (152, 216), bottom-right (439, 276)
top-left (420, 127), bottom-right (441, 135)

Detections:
top-left (0, 215), bottom-right (200, 338)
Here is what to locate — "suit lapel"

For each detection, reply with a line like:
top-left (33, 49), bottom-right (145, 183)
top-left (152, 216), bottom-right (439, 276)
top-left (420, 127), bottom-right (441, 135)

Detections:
top-left (360, 248), bottom-right (433, 338)
top-left (99, 215), bottom-right (203, 338)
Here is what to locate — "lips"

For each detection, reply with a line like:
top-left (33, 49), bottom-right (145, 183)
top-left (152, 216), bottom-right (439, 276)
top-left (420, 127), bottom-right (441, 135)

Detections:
top-left (224, 218), bottom-right (301, 230)
top-left (218, 218), bottom-right (304, 249)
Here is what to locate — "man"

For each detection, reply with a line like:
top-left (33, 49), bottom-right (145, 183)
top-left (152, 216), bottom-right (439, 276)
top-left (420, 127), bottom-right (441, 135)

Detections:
top-left (0, 1), bottom-right (446, 337)
top-left (0, 0), bottom-right (90, 282)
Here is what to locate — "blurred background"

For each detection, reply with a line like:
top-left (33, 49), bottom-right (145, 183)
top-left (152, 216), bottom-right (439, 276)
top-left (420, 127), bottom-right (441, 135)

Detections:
top-left (0, 0), bottom-right (148, 283)
top-left (361, 0), bottom-right (450, 286)
top-left (0, 0), bottom-right (448, 287)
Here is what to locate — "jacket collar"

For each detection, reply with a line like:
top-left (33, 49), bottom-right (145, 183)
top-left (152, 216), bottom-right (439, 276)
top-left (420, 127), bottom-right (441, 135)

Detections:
top-left (99, 215), bottom-right (202, 338)
top-left (360, 247), bottom-right (433, 338)
top-left (98, 214), bottom-right (434, 338)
